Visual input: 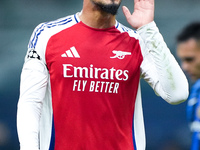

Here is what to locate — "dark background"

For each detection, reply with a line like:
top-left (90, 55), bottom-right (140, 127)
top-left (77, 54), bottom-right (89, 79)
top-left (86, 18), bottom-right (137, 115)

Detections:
top-left (0, 0), bottom-right (200, 149)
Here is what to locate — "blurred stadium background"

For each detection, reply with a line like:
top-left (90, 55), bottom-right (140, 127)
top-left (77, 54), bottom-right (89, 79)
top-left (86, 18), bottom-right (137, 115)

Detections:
top-left (0, 0), bottom-right (200, 149)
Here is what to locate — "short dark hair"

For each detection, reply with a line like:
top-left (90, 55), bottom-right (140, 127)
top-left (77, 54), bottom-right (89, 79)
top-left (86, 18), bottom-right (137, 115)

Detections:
top-left (177, 22), bottom-right (200, 43)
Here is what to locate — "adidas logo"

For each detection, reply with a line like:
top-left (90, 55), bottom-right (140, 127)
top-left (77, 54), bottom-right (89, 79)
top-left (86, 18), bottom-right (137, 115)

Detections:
top-left (61, 46), bottom-right (80, 58)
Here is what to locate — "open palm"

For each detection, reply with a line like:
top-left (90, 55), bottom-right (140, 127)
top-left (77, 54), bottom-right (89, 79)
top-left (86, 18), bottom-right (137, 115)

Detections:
top-left (122, 0), bottom-right (154, 29)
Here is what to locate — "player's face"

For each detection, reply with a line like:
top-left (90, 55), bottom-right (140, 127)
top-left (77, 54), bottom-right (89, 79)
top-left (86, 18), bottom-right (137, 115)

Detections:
top-left (91, 0), bottom-right (121, 15)
top-left (177, 38), bottom-right (200, 82)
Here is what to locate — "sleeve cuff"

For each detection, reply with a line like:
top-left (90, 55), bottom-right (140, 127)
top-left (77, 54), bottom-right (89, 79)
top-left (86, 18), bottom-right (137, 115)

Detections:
top-left (137, 21), bottom-right (157, 32)
top-left (136, 21), bottom-right (159, 40)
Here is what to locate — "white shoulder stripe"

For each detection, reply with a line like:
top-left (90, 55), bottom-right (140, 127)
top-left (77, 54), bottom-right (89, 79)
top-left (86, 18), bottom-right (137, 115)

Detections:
top-left (116, 22), bottom-right (139, 40)
top-left (28, 16), bottom-right (75, 49)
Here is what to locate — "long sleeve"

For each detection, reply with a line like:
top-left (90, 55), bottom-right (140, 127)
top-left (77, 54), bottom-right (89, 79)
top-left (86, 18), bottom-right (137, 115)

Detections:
top-left (16, 16), bottom-right (74, 150)
top-left (17, 58), bottom-right (49, 150)
top-left (17, 20), bottom-right (52, 150)
top-left (138, 21), bottom-right (189, 104)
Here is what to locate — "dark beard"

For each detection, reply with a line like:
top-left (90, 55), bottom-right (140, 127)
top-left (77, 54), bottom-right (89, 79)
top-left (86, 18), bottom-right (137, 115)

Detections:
top-left (92, 1), bottom-right (121, 15)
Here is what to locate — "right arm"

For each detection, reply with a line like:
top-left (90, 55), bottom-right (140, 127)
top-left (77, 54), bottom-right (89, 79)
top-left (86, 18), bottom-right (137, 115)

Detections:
top-left (17, 23), bottom-right (49, 150)
top-left (17, 58), bottom-right (48, 150)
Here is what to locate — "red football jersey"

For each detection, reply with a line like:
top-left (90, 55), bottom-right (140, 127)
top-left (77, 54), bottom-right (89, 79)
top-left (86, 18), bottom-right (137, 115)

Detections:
top-left (17, 12), bottom-right (189, 150)
top-left (46, 20), bottom-right (143, 150)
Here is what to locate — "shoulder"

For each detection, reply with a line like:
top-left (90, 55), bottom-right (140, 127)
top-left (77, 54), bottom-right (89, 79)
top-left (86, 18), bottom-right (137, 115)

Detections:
top-left (116, 21), bottom-right (146, 56)
top-left (115, 21), bottom-right (140, 40)
top-left (28, 13), bottom-right (79, 49)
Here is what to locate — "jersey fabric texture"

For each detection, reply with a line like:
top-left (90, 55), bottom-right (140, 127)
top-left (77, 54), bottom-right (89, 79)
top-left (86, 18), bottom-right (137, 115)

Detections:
top-left (17, 12), bottom-right (189, 150)
top-left (187, 79), bottom-right (200, 150)
top-left (46, 21), bottom-right (143, 150)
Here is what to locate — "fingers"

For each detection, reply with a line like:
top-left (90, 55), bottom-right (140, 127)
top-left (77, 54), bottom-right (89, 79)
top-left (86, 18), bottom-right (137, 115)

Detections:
top-left (135, 0), bottom-right (154, 4)
top-left (147, 0), bottom-right (154, 5)
top-left (122, 6), bottom-right (131, 20)
top-left (151, 0), bottom-right (154, 5)
top-left (145, 0), bottom-right (154, 4)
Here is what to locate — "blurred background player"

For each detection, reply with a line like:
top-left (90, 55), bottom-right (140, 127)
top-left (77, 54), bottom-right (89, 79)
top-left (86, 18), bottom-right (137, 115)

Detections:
top-left (177, 22), bottom-right (200, 150)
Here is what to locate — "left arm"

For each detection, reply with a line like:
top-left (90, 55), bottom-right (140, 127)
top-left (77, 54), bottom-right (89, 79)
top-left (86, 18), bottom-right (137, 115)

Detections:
top-left (122, 0), bottom-right (189, 104)
top-left (138, 22), bottom-right (188, 104)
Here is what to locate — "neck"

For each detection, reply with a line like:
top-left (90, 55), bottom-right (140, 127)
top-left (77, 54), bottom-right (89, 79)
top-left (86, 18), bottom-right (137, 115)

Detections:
top-left (79, 1), bottom-right (116, 29)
